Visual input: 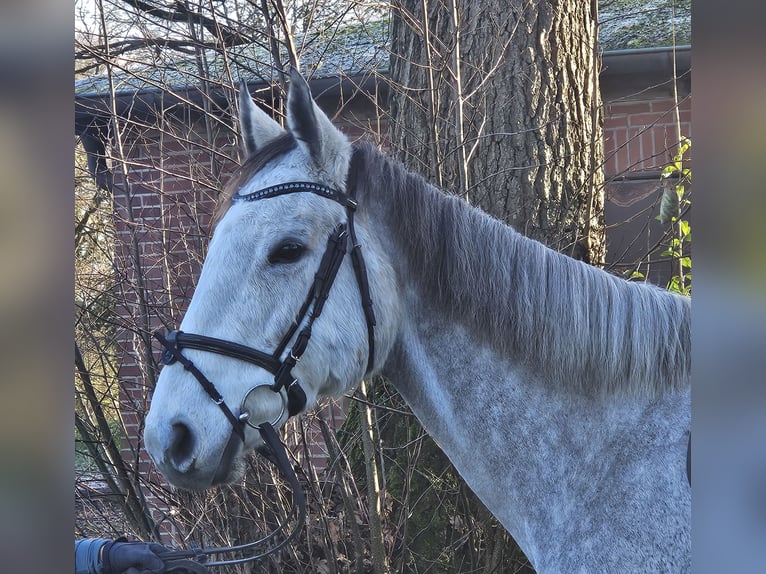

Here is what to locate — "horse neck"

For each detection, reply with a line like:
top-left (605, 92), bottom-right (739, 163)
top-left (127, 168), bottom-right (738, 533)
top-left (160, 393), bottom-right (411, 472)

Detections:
top-left (381, 304), bottom-right (689, 570)
top-left (353, 145), bottom-right (691, 567)
top-left (383, 290), bottom-right (577, 535)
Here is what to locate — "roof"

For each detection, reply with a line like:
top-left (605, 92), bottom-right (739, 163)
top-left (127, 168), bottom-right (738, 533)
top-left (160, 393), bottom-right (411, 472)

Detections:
top-left (600, 0), bottom-right (691, 51)
top-left (75, 2), bottom-right (690, 102)
top-left (75, 20), bottom-right (389, 100)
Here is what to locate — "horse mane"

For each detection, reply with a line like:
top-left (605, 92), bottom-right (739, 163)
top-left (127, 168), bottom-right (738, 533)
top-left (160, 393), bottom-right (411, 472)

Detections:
top-left (349, 142), bottom-right (691, 396)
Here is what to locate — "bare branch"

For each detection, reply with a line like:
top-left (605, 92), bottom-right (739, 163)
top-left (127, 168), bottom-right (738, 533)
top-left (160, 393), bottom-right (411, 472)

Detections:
top-left (114, 0), bottom-right (252, 45)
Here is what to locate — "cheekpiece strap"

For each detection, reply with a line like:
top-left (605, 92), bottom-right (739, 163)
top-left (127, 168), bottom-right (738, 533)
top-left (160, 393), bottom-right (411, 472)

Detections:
top-left (232, 181), bottom-right (355, 210)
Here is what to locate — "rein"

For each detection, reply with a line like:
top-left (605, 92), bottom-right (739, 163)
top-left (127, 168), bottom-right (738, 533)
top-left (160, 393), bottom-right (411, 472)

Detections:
top-left (154, 423), bottom-right (306, 572)
top-left (152, 180), bottom-right (376, 570)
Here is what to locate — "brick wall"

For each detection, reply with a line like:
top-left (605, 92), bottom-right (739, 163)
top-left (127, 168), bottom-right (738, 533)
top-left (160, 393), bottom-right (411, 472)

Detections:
top-left (111, 118), bottom-right (237, 537)
top-left (604, 96), bottom-right (692, 175)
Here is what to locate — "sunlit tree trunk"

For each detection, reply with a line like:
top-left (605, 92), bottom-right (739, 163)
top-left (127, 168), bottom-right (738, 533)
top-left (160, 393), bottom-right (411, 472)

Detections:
top-left (390, 0), bottom-right (605, 259)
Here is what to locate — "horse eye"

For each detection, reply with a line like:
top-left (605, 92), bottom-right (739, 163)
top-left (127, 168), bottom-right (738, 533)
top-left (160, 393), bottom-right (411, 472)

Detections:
top-left (268, 241), bottom-right (306, 264)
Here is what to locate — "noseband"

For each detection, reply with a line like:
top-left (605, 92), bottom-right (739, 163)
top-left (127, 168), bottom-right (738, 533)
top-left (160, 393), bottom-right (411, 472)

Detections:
top-left (151, 181), bottom-right (376, 567)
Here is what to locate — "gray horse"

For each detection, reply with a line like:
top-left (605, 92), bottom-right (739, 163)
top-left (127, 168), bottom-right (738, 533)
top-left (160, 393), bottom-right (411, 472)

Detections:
top-left (145, 70), bottom-right (691, 573)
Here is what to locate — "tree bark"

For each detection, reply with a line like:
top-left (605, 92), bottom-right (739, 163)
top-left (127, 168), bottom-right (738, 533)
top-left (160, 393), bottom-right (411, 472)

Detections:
top-left (389, 0), bottom-right (605, 260)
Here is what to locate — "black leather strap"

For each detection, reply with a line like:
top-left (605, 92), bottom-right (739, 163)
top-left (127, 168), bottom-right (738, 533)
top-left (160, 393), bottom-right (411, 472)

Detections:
top-left (161, 331), bottom-right (281, 374)
top-left (347, 208), bottom-right (376, 374)
top-left (311, 225), bottom-right (348, 317)
top-left (232, 181), bottom-right (356, 210)
top-left (154, 331), bottom-right (246, 442)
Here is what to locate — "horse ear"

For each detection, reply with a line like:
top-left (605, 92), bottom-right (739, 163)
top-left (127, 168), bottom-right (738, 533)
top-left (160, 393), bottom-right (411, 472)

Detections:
top-left (286, 69), bottom-right (351, 183)
top-left (238, 79), bottom-right (285, 156)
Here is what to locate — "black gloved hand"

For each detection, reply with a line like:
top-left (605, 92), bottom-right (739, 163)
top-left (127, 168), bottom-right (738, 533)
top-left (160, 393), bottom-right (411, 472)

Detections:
top-left (102, 541), bottom-right (167, 574)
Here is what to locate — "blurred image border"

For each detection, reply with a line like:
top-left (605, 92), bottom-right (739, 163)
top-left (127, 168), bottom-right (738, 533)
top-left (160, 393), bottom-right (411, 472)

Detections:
top-left (1, 1), bottom-right (764, 572)
top-left (0, 1), bottom-right (74, 573)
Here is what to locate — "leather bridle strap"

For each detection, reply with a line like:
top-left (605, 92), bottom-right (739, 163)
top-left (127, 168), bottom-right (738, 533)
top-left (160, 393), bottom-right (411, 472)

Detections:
top-left (153, 330), bottom-right (246, 442)
top-left (269, 224), bottom-right (349, 407)
top-left (347, 202), bottom-right (376, 374)
top-left (159, 331), bottom-right (281, 373)
top-left (232, 180), bottom-right (355, 207)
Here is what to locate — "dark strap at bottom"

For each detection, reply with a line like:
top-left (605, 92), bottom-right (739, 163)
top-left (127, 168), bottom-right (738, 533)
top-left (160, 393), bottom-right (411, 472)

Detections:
top-left (154, 423), bottom-right (306, 571)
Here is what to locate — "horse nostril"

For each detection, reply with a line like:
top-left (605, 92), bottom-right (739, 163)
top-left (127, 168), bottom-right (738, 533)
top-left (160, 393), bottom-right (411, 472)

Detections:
top-left (169, 422), bottom-right (196, 471)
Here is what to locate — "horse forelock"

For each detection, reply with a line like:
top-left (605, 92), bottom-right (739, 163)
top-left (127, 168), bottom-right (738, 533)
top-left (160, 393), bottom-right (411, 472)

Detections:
top-left (349, 142), bottom-right (691, 397)
top-left (213, 133), bottom-right (298, 228)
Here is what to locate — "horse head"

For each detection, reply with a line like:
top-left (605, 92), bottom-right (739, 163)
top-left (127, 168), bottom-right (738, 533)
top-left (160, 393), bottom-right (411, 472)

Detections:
top-left (144, 70), bottom-right (400, 490)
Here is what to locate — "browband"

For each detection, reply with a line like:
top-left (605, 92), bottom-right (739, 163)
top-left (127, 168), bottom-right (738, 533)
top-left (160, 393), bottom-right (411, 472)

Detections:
top-left (232, 181), bottom-right (357, 210)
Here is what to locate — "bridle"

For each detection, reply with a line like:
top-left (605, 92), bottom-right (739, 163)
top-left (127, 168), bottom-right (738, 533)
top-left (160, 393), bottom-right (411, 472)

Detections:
top-left (155, 180), bottom-right (376, 439)
top-left (152, 180), bottom-right (376, 569)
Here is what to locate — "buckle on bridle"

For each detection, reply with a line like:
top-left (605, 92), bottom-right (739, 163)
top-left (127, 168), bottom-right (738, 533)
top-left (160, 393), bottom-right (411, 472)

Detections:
top-left (161, 330), bottom-right (180, 365)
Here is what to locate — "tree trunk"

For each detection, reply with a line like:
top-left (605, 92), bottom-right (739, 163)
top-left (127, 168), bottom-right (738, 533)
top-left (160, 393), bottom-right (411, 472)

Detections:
top-left (389, 0), bottom-right (605, 260)
top-left (383, 1), bottom-right (605, 570)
